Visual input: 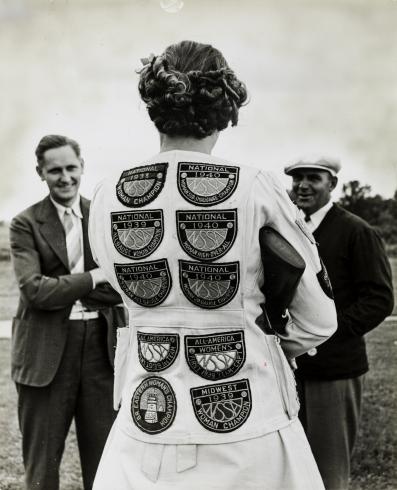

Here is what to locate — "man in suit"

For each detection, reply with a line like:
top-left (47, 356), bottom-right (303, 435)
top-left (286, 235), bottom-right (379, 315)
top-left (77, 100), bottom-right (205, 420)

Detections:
top-left (10, 135), bottom-right (125, 490)
top-left (284, 156), bottom-right (394, 490)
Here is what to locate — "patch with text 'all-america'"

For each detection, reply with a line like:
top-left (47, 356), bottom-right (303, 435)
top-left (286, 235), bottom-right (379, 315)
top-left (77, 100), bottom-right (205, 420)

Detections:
top-left (131, 377), bottom-right (176, 434)
top-left (179, 260), bottom-right (239, 309)
top-left (190, 379), bottom-right (252, 433)
top-left (317, 259), bottom-right (334, 299)
top-left (114, 259), bottom-right (171, 307)
top-left (116, 163), bottom-right (168, 208)
top-left (177, 162), bottom-right (239, 206)
top-left (137, 332), bottom-right (179, 372)
top-left (111, 210), bottom-right (164, 259)
top-left (176, 209), bottom-right (237, 261)
top-left (185, 330), bottom-right (245, 380)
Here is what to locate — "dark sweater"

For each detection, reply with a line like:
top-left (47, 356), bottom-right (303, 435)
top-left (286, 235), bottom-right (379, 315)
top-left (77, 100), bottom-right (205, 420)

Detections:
top-left (296, 204), bottom-right (394, 380)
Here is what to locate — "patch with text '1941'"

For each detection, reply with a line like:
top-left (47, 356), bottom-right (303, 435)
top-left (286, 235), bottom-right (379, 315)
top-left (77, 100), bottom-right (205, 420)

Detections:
top-left (116, 163), bottom-right (168, 208)
top-left (111, 210), bottom-right (164, 259)
top-left (190, 379), bottom-right (252, 433)
top-left (179, 260), bottom-right (239, 309)
top-left (114, 259), bottom-right (171, 307)
top-left (176, 209), bottom-right (237, 261)
top-left (137, 332), bottom-right (179, 372)
top-left (185, 330), bottom-right (245, 380)
top-left (131, 377), bottom-right (176, 434)
top-left (177, 162), bottom-right (239, 206)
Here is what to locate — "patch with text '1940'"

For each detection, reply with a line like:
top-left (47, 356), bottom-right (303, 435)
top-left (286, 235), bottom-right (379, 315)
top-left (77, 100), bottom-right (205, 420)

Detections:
top-left (185, 330), bottom-right (245, 380)
top-left (131, 377), bottom-right (176, 434)
top-left (190, 379), bottom-right (252, 433)
top-left (176, 209), bottom-right (237, 261)
top-left (137, 332), bottom-right (179, 372)
top-left (179, 260), bottom-right (239, 309)
top-left (177, 162), bottom-right (239, 206)
top-left (111, 210), bottom-right (164, 259)
top-left (114, 259), bottom-right (171, 307)
top-left (116, 163), bottom-right (168, 208)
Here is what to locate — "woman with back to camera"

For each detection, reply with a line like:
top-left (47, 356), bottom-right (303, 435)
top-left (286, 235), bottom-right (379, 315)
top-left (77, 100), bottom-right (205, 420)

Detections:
top-left (89, 40), bottom-right (337, 489)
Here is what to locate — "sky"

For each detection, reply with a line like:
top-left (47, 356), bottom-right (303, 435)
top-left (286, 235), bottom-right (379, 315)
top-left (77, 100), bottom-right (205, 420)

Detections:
top-left (1, 0), bottom-right (397, 220)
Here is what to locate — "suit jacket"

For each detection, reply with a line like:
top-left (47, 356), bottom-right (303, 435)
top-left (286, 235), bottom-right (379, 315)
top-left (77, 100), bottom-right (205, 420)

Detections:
top-left (10, 195), bottom-right (125, 387)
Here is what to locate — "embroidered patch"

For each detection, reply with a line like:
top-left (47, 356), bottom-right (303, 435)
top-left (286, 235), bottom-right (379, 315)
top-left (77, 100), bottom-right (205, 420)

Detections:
top-left (137, 332), bottom-right (179, 372)
top-left (116, 163), bottom-right (168, 208)
top-left (114, 259), bottom-right (171, 307)
top-left (177, 162), bottom-right (239, 206)
top-left (176, 209), bottom-right (237, 261)
top-left (111, 210), bottom-right (164, 259)
top-left (295, 217), bottom-right (315, 244)
top-left (179, 260), bottom-right (240, 309)
top-left (190, 379), bottom-right (252, 433)
top-left (317, 259), bottom-right (333, 299)
top-left (185, 331), bottom-right (245, 380)
top-left (131, 377), bottom-right (176, 434)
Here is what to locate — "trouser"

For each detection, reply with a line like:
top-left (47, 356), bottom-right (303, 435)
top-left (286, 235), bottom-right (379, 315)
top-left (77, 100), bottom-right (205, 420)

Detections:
top-left (17, 317), bottom-right (116, 490)
top-left (297, 376), bottom-right (365, 490)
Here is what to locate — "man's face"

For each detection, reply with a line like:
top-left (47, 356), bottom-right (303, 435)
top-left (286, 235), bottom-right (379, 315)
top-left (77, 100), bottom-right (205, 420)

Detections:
top-left (36, 145), bottom-right (84, 207)
top-left (291, 168), bottom-right (336, 216)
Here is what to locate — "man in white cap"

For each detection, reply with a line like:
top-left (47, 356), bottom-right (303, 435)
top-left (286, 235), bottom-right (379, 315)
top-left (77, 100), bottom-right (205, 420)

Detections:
top-left (284, 156), bottom-right (394, 490)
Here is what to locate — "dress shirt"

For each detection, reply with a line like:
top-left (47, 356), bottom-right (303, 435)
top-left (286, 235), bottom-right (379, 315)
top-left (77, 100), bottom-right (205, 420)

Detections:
top-left (305, 200), bottom-right (334, 232)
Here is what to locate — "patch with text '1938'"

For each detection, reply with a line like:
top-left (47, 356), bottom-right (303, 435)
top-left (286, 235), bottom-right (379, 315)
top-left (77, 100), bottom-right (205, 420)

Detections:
top-left (116, 163), bottom-right (168, 208)
top-left (177, 162), bottom-right (239, 206)
top-left (190, 379), bottom-right (252, 433)
top-left (111, 210), bottom-right (164, 259)
top-left (137, 332), bottom-right (179, 372)
top-left (185, 330), bottom-right (245, 380)
top-left (176, 209), bottom-right (237, 261)
top-left (179, 260), bottom-right (239, 309)
top-left (114, 259), bottom-right (171, 307)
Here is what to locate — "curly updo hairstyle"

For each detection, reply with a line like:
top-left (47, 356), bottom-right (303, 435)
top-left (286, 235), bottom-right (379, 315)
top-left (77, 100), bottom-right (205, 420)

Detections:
top-left (138, 40), bottom-right (248, 139)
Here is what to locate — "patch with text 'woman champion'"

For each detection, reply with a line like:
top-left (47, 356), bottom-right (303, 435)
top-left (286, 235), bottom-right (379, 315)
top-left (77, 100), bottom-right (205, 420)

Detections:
top-left (111, 210), bottom-right (164, 259)
top-left (114, 259), bottom-right (171, 307)
top-left (185, 331), bottom-right (245, 380)
top-left (190, 379), bottom-right (252, 433)
top-left (176, 209), bottom-right (237, 261)
top-left (116, 163), bottom-right (168, 208)
top-left (177, 162), bottom-right (239, 206)
top-left (137, 332), bottom-right (179, 372)
top-left (131, 377), bottom-right (176, 434)
top-left (317, 258), bottom-right (334, 299)
top-left (179, 260), bottom-right (239, 309)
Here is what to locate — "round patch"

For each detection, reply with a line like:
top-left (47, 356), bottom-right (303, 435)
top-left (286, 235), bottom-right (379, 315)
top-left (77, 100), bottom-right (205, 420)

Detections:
top-left (131, 377), bottom-right (177, 434)
top-left (138, 332), bottom-right (179, 372)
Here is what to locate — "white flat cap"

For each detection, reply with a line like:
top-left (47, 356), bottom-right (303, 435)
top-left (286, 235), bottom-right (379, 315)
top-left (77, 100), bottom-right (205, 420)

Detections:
top-left (284, 156), bottom-right (341, 177)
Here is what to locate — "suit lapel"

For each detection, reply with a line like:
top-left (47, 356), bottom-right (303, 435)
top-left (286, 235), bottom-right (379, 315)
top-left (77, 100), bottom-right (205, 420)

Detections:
top-left (81, 197), bottom-right (96, 271)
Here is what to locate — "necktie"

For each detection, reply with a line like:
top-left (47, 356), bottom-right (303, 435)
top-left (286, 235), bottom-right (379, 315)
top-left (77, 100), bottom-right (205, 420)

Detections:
top-left (63, 208), bottom-right (83, 272)
top-left (304, 214), bottom-right (311, 223)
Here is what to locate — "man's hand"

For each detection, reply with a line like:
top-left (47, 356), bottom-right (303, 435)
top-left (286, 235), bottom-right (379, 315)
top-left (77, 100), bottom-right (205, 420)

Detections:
top-left (89, 267), bottom-right (109, 286)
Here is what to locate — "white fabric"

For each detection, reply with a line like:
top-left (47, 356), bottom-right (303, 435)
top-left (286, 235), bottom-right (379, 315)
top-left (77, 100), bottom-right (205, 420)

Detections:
top-left (305, 200), bottom-right (334, 232)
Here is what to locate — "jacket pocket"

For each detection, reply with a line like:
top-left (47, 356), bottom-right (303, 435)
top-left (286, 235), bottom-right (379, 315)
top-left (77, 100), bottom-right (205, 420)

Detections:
top-left (113, 326), bottom-right (131, 411)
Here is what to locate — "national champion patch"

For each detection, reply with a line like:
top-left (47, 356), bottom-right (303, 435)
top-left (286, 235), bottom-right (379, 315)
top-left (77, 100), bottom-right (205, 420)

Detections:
top-left (177, 162), bottom-right (239, 206)
top-left (137, 332), bottom-right (179, 372)
top-left (114, 259), bottom-right (171, 307)
top-left (131, 377), bottom-right (176, 434)
top-left (179, 260), bottom-right (240, 309)
top-left (190, 379), bottom-right (252, 433)
top-left (116, 163), bottom-right (168, 208)
top-left (185, 330), bottom-right (246, 380)
top-left (111, 210), bottom-right (164, 259)
top-left (176, 209), bottom-right (237, 261)
top-left (317, 259), bottom-right (334, 299)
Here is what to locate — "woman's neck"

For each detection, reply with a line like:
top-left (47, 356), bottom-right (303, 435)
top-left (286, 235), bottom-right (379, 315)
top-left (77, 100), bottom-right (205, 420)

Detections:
top-left (159, 132), bottom-right (219, 155)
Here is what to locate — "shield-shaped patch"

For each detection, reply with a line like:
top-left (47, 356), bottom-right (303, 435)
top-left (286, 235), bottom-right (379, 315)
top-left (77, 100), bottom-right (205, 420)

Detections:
top-left (185, 330), bottom-right (245, 380)
top-left (190, 379), bottom-right (252, 433)
top-left (116, 163), bottom-right (168, 208)
top-left (177, 162), bottom-right (239, 206)
top-left (179, 260), bottom-right (239, 309)
top-left (114, 259), bottom-right (172, 307)
top-left (176, 209), bottom-right (237, 261)
top-left (137, 332), bottom-right (179, 372)
top-left (111, 210), bottom-right (164, 259)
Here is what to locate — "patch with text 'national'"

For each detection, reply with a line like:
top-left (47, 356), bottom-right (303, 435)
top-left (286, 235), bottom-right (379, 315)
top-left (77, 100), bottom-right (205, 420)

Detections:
top-left (137, 332), bottom-right (179, 372)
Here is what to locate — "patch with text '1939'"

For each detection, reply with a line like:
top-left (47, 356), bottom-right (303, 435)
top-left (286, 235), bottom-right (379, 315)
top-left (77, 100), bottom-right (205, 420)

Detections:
top-left (179, 260), bottom-right (239, 309)
top-left (114, 259), bottom-right (171, 307)
top-left (177, 162), bottom-right (239, 206)
top-left (111, 210), bottom-right (164, 259)
top-left (190, 379), bottom-right (252, 433)
top-left (185, 330), bottom-right (245, 380)
top-left (116, 163), bottom-right (168, 208)
top-left (137, 332), bottom-right (179, 372)
top-left (176, 209), bottom-right (237, 261)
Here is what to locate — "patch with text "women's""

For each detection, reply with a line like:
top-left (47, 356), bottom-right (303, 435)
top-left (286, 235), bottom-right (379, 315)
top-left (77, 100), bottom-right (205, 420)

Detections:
top-left (137, 332), bottom-right (179, 372)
